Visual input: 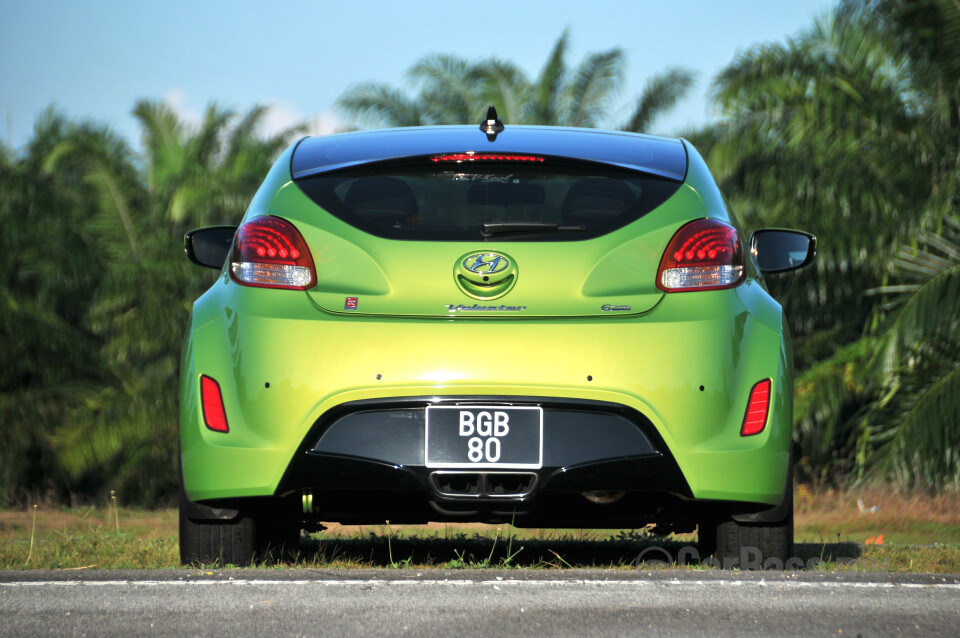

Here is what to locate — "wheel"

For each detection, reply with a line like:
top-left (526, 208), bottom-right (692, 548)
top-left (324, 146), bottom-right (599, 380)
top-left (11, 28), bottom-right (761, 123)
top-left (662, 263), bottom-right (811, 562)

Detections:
top-left (699, 501), bottom-right (794, 570)
top-left (179, 492), bottom-right (258, 566)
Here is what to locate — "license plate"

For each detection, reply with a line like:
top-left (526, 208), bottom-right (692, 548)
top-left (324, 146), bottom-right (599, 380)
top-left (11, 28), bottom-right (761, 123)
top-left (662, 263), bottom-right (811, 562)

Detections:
top-left (425, 406), bottom-right (543, 469)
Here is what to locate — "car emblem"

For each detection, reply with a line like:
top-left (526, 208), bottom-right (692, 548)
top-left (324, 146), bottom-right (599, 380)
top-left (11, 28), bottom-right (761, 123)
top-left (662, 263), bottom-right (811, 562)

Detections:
top-left (454, 251), bottom-right (518, 300)
top-left (463, 253), bottom-right (510, 274)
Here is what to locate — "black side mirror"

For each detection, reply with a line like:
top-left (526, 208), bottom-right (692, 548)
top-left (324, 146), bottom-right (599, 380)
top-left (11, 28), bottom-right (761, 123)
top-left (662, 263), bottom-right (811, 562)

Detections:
top-left (749, 229), bottom-right (817, 274)
top-left (184, 226), bottom-right (237, 269)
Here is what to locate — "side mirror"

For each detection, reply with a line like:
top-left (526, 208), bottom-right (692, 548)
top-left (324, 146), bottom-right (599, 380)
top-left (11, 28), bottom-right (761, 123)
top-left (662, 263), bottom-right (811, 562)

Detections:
top-left (749, 228), bottom-right (817, 274)
top-left (184, 226), bottom-right (237, 269)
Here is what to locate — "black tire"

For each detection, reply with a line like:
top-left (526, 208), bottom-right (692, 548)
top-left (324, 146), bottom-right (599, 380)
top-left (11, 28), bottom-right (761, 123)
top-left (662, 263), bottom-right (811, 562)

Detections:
top-left (699, 504), bottom-right (794, 570)
top-left (179, 496), bottom-right (258, 566)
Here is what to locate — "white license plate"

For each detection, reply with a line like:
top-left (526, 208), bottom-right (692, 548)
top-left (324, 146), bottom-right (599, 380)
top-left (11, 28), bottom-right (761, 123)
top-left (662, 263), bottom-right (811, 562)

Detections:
top-left (425, 405), bottom-right (543, 469)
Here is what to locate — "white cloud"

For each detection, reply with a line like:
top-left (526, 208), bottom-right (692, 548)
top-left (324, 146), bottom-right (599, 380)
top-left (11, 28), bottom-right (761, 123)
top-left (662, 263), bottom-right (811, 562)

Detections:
top-left (163, 88), bottom-right (202, 125)
top-left (303, 109), bottom-right (349, 137)
top-left (162, 90), bottom-right (345, 138)
top-left (260, 101), bottom-right (306, 137)
top-left (258, 102), bottom-right (349, 138)
top-left (239, 102), bottom-right (351, 138)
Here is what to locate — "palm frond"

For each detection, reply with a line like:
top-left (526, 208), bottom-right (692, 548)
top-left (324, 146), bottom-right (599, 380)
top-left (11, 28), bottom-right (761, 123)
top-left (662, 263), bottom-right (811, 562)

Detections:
top-left (190, 103), bottom-right (234, 169)
top-left (849, 215), bottom-right (960, 490)
top-left (868, 0), bottom-right (960, 95)
top-left (132, 100), bottom-right (185, 194)
top-left (224, 104), bottom-right (270, 165)
top-left (85, 158), bottom-right (141, 259)
top-left (563, 48), bottom-right (625, 128)
top-left (471, 59), bottom-right (530, 123)
top-left (40, 125), bottom-right (144, 261)
top-left (877, 223), bottom-right (960, 380)
top-left (335, 82), bottom-right (427, 128)
top-left (527, 29), bottom-right (570, 124)
top-left (793, 337), bottom-right (877, 480)
top-left (876, 363), bottom-right (960, 491)
top-left (408, 54), bottom-right (479, 124)
top-left (622, 67), bottom-right (697, 133)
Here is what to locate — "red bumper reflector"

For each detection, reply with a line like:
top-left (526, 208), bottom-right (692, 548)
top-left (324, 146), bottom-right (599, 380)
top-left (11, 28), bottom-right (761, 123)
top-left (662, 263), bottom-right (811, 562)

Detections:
top-left (200, 375), bottom-right (229, 433)
top-left (740, 379), bottom-right (771, 436)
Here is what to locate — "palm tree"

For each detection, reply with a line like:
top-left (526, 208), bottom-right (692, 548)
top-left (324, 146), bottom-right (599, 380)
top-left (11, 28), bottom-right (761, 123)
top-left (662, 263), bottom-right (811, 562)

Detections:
top-left (131, 100), bottom-right (303, 231)
top-left (710, 9), bottom-right (930, 347)
top-left (864, 217), bottom-right (960, 490)
top-left (0, 103), bottom-right (305, 504)
top-left (336, 30), bottom-right (696, 134)
top-left (712, 0), bottom-right (960, 489)
top-left (0, 109), bottom-right (117, 504)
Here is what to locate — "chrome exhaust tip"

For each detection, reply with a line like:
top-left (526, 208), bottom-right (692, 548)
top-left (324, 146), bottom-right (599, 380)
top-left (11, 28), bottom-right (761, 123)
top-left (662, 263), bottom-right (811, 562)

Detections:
top-left (582, 490), bottom-right (626, 505)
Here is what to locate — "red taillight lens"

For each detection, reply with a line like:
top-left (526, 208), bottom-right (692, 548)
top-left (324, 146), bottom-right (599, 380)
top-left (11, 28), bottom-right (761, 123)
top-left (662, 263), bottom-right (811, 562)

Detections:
top-left (657, 219), bottom-right (745, 292)
top-left (741, 379), bottom-right (771, 436)
top-left (200, 375), bottom-right (229, 433)
top-left (229, 216), bottom-right (316, 289)
top-left (430, 153), bottom-right (545, 163)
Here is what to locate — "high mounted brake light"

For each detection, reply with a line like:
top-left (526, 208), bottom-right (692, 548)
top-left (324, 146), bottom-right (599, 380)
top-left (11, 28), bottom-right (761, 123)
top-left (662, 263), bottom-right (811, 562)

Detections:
top-left (430, 153), bottom-right (545, 163)
top-left (656, 218), bottom-right (745, 292)
top-left (229, 216), bottom-right (316, 290)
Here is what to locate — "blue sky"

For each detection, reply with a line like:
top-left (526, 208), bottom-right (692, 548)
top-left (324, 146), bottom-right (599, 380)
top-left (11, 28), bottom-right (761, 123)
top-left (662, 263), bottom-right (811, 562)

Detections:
top-left (1, 0), bottom-right (834, 149)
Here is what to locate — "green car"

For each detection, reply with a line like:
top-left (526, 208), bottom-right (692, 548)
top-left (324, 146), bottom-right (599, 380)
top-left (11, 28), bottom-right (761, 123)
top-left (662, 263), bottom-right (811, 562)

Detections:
top-left (180, 108), bottom-right (815, 567)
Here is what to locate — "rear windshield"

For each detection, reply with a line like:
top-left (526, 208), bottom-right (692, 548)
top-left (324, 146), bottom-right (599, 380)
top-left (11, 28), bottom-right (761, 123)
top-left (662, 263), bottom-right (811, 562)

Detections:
top-left (294, 159), bottom-right (682, 241)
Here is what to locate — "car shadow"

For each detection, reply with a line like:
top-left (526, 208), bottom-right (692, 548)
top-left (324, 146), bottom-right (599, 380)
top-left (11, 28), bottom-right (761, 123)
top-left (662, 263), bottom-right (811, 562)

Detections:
top-left (260, 532), bottom-right (863, 569)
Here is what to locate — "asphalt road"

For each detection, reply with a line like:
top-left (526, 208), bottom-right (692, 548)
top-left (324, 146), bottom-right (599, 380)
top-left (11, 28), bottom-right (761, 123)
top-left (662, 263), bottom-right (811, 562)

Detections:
top-left (2, 569), bottom-right (959, 637)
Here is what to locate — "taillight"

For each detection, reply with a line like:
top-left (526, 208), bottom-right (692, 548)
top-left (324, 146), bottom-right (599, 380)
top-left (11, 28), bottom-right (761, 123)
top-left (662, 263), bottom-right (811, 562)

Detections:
top-left (229, 216), bottom-right (316, 289)
top-left (656, 219), bottom-right (745, 292)
top-left (740, 379), bottom-right (771, 436)
top-left (200, 375), bottom-right (229, 433)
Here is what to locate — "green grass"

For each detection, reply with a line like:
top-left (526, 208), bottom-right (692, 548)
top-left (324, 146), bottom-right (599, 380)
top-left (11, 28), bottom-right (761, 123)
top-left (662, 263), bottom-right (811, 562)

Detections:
top-left (3, 520), bottom-right (957, 573)
top-left (2, 486), bottom-right (958, 572)
top-left (0, 506), bottom-right (178, 569)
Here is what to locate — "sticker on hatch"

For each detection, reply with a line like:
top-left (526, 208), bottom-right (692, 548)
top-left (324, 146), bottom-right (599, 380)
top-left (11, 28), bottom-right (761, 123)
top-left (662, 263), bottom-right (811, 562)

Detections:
top-left (425, 405), bottom-right (543, 469)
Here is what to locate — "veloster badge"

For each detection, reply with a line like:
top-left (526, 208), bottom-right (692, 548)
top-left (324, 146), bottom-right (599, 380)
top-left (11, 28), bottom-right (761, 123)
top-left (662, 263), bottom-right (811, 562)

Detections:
top-left (445, 303), bottom-right (527, 312)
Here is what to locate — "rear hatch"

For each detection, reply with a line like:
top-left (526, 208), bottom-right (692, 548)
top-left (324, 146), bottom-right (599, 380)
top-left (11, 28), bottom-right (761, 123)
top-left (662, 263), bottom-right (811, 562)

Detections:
top-left (278, 130), bottom-right (697, 318)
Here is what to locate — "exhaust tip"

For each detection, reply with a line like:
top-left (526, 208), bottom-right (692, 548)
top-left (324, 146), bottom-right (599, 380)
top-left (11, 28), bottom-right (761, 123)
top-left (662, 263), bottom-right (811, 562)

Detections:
top-left (582, 490), bottom-right (626, 505)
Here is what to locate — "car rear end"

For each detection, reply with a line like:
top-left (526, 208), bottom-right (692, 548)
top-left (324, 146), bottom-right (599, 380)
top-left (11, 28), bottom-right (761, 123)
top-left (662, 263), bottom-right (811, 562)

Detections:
top-left (179, 125), bottom-right (798, 566)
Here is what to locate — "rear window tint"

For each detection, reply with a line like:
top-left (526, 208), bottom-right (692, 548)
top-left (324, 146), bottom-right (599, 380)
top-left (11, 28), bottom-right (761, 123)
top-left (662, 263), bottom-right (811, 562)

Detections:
top-left (294, 160), bottom-right (682, 241)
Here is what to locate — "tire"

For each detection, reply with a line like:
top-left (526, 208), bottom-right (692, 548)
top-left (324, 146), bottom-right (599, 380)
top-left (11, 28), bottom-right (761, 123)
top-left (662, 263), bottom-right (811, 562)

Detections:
top-left (699, 503), bottom-right (794, 570)
top-left (179, 494), bottom-right (258, 566)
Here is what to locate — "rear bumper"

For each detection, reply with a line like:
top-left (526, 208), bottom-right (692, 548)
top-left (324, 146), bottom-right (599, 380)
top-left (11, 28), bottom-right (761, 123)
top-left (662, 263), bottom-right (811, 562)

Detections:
top-left (277, 396), bottom-right (691, 513)
top-left (180, 280), bottom-right (793, 513)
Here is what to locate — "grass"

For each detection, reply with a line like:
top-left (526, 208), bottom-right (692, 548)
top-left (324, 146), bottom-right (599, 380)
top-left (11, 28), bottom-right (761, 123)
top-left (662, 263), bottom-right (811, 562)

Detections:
top-left (1, 486), bottom-right (958, 572)
top-left (793, 484), bottom-right (960, 546)
top-left (0, 506), bottom-right (179, 569)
